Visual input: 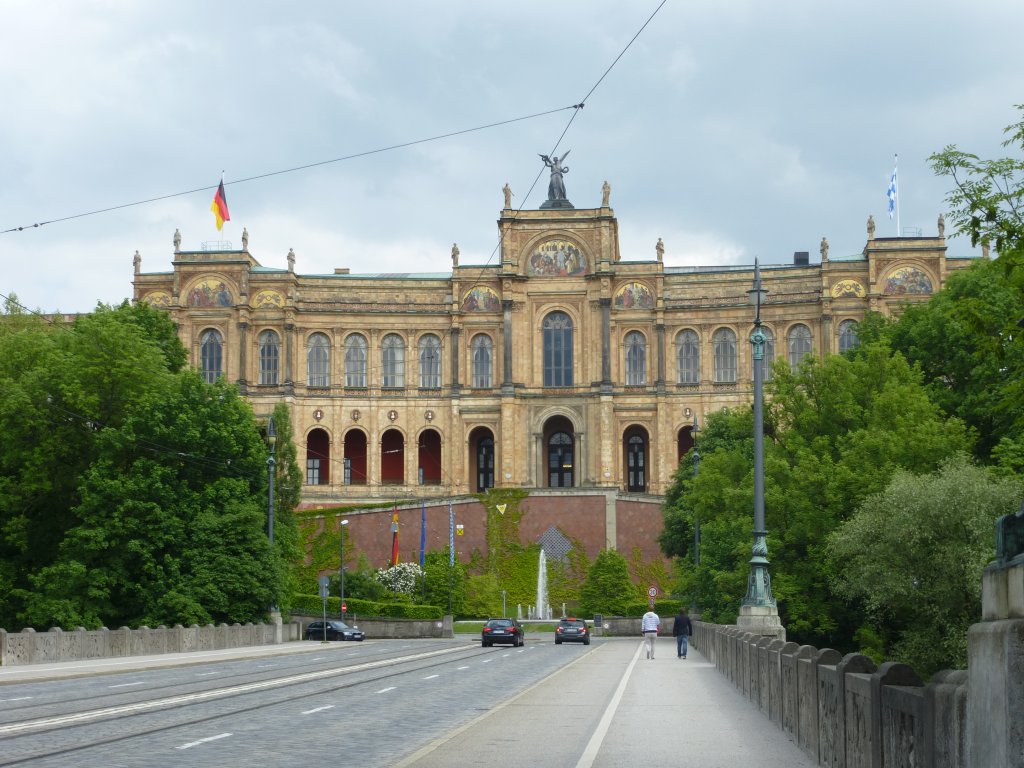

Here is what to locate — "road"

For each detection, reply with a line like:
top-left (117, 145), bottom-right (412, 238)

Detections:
top-left (0, 636), bottom-right (813, 767)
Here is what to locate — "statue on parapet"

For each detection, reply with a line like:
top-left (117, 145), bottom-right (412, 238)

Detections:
top-left (173, 228), bottom-right (181, 252)
top-left (451, 243), bottom-right (460, 267)
top-left (867, 215), bottom-right (876, 240)
top-left (602, 180), bottom-right (611, 207)
top-left (503, 183), bottom-right (513, 209)
top-left (820, 236), bottom-right (829, 261)
top-left (656, 238), bottom-right (664, 262)
top-left (540, 151), bottom-right (570, 201)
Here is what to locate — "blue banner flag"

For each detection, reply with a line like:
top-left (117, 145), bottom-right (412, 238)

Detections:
top-left (887, 159), bottom-right (898, 220)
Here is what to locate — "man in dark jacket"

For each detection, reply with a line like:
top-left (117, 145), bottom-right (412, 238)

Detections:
top-left (673, 608), bottom-right (693, 658)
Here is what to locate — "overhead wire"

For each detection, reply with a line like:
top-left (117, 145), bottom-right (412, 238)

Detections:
top-left (0, 1), bottom-right (669, 496)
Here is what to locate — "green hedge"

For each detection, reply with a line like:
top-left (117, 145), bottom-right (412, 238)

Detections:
top-left (293, 593), bottom-right (444, 620)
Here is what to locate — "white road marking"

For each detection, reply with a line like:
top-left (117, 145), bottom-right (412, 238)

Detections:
top-left (195, 671), bottom-right (219, 677)
top-left (574, 643), bottom-right (643, 768)
top-left (177, 732), bottom-right (232, 749)
top-left (0, 697), bottom-right (32, 702)
top-left (107, 682), bottom-right (144, 688)
top-left (456, 666), bottom-right (469, 670)
top-left (302, 705), bottom-right (335, 714)
top-left (0, 645), bottom-right (466, 736)
top-left (377, 687), bottom-right (396, 694)
top-left (422, 674), bottom-right (439, 680)
top-left (481, 659), bottom-right (492, 663)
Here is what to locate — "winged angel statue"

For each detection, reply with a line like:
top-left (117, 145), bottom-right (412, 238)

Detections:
top-left (540, 150), bottom-right (570, 201)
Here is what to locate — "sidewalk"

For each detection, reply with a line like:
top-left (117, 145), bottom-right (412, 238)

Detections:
top-left (399, 637), bottom-right (815, 768)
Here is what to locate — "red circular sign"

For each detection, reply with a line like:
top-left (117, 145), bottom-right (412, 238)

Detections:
top-left (342, 603), bottom-right (347, 612)
top-left (647, 586), bottom-right (658, 598)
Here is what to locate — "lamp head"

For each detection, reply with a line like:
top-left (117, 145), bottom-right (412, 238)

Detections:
top-left (266, 416), bottom-right (277, 450)
top-left (747, 259), bottom-right (768, 321)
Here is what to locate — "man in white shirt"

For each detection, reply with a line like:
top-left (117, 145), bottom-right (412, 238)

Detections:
top-left (641, 608), bottom-right (661, 659)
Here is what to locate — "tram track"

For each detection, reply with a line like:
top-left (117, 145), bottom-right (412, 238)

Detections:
top-left (0, 642), bottom-right (504, 766)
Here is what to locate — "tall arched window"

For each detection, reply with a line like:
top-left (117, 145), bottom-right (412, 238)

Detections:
top-left (543, 311), bottom-right (573, 387)
top-left (624, 331), bottom-right (646, 385)
top-left (345, 334), bottom-right (367, 387)
top-left (419, 334), bottom-right (441, 388)
top-left (258, 330), bottom-right (280, 386)
top-left (307, 332), bottom-right (330, 388)
top-left (471, 334), bottom-right (493, 388)
top-left (838, 320), bottom-right (860, 353)
top-left (755, 327), bottom-right (775, 382)
top-left (200, 329), bottom-right (223, 384)
top-left (788, 324), bottom-right (813, 372)
top-left (676, 329), bottom-right (700, 384)
top-left (382, 334), bottom-right (405, 388)
top-left (713, 328), bottom-right (737, 383)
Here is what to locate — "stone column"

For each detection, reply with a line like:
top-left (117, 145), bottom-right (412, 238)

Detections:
top-left (237, 322), bottom-right (248, 387)
top-left (450, 328), bottom-right (461, 392)
top-left (656, 323), bottom-right (666, 391)
top-left (284, 322), bottom-right (295, 392)
top-left (502, 300), bottom-right (514, 389)
top-left (600, 298), bottom-right (612, 391)
top-left (967, 547), bottom-right (1024, 767)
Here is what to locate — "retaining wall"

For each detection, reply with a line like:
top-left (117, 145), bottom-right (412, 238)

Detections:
top-left (0, 621), bottom-right (300, 667)
top-left (693, 622), bottom-right (967, 768)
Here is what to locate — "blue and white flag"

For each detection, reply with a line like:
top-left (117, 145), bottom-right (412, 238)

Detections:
top-left (886, 158), bottom-right (898, 220)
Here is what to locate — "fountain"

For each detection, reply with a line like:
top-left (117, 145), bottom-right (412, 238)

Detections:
top-left (536, 549), bottom-right (550, 620)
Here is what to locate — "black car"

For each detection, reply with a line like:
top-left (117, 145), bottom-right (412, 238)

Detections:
top-left (481, 618), bottom-right (524, 647)
top-left (306, 620), bottom-right (365, 642)
top-left (555, 617), bottom-right (590, 645)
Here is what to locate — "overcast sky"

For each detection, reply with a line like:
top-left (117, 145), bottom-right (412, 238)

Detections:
top-left (3, 0), bottom-right (1022, 314)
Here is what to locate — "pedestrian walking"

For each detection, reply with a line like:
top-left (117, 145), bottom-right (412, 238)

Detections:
top-left (641, 607), bottom-right (661, 659)
top-left (673, 608), bottom-right (693, 658)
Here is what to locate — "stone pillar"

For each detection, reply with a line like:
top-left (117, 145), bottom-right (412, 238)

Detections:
top-left (450, 328), bottom-right (461, 392)
top-left (656, 323), bottom-right (666, 391)
top-left (284, 322), bottom-right (295, 392)
top-left (237, 322), bottom-right (248, 385)
top-left (967, 557), bottom-right (1024, 767)
top-left (502, 300), bottom-right (514, 390)
top-left (600, 298), bottom-right (612, 391)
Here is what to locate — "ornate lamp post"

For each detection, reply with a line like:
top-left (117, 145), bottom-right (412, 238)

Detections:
top-left (738, 260), bottom-right (784, 637)
top-left (266, 415), bottom-right (277, 615)
top-left (340, 519), bottom-right (349, 619)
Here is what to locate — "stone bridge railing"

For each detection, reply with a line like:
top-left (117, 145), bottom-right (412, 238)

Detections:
top-left (0, 620), bottom-right (301, 667)
top-left (694, 554), bottom-right (1023, 768)
top-left (693, 622), bottom-right (966, 767)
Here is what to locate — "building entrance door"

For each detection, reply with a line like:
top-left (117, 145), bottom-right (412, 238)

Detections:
top-left (548, 432), bottom-right (574, 487)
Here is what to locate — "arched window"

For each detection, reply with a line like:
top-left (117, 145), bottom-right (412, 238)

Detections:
top-left (476, 436), bottom-right (494, 491)
top-left (626, 433), bottom-right (647, 492)
top-left (838, 320), bottom-right (860, 353)
top-left (676, 329), bottom-right (700, 384)
top-left (713, 328), bottom-right (737, 383)
top-left (624, 331), bottom-right (646, 385)
top-left (471, 334), bottom-right (493, 388)
top-left (788, 324), bottom-right (813, 372)
top-left (382, 334), bottom-right (405, 388)
top-left (543, 311), bottom-right (573, 387)
top-left (345, 334), bottom-right (367, 387)
top-left (419, 334), bottom-right (441, 388)
top-left (200, 329), bottom-right (223, 384)
top-left (548, 432), bottom-right (573, 487)
top-left (755, 327), bottom-right (775, 382)
top-left (258, 330), bottom-right (280, 386)
top-left (307, 333), bottom-right (330, 388)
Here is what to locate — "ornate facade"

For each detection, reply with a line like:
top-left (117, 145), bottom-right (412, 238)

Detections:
top-left (133, 198), bottom-right (971, 509)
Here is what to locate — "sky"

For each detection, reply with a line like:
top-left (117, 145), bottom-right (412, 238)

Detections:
top-left (3, 0), bottom-right (1022, 314)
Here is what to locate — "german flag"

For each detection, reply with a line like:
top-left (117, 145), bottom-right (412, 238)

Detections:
top-left (210, 176), bottom-right (230, 231)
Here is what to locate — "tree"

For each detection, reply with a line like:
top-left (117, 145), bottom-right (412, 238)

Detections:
top-left (579, 549), bottom-right (635, 616)
top-left (829, 457), bottom-right (1022, 676)
top-left (929, 105), bottom-right (1024, 262)
top-left (858, 261), bottom-right (1024, 461)
top-left (661, 345), bottom-right (971, 647)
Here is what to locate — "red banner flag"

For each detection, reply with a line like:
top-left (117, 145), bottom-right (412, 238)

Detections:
top-left (210, 176), bottom-right (230, 231)
top-left (390, 508), bottom-right (400, 566)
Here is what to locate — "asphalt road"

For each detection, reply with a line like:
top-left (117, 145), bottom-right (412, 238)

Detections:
top-left (0, 636), bottom-right (814, 768)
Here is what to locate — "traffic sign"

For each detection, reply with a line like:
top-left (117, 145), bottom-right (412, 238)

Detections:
top-left (342, 602), bottom-right (347, 613)
top-left (647, 585), bottom-right (658, 598)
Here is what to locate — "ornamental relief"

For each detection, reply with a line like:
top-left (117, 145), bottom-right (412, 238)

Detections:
top-left (613, 281), bottom-right (654, 309)
top-left (251, 290), bottom-right (284, 308)
top-left (830, 279), bottom-right (865, 299)
top-left (882, 266), bottom-right (933, 295)
top-left (185, 277), bottom-right (234, 307)
top-left (143, 290), bottom-right (172, 308)
top-left (462, 286), bottom-right (501, 312)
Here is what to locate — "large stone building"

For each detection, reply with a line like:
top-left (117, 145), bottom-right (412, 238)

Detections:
top-left (132, 194), bottom-right (970, 566)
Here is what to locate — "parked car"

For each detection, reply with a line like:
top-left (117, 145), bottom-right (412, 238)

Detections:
top-left (555, 617), bottom-right (590, 645)
top-left (306, 620), bottom-right (365, 642)
top-left (481, 618), bottom-right (524, 647)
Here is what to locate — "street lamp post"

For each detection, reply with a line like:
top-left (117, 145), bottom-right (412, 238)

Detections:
top-left (266, 415), bottom-right (278, 616)
top-left (340, 519), bottom-right (349, 619)
top-left (692, 415), bottom-right (700, 568)
top-left (738, 260), bottom-right (782, 636)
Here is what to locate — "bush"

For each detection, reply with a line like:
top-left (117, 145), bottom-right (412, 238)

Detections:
top-left (291, 594), bottom-right (444, 620)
